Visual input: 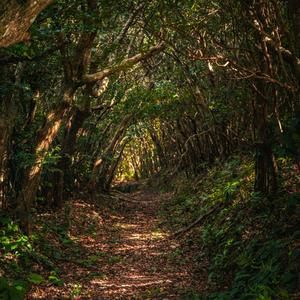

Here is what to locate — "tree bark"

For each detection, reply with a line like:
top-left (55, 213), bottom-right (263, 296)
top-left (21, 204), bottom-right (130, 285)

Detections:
top-left (287, 0), bottom-right (300, 55)
top-left (104, 141), bottom-right (127, 191)
top-left (0, 64), bottom-right (22, 208)
top-left (16, 85), bottom-right (74, 234)
top-left (90, 115), bottom-right (131, 192)
top-left (253, 82), bottom-right (277, 195)
top-left (0, 118), bottom-right (12, 208)
top-left (0, 0), bottom-right (52, 48)
top-left (52, 107), bottom-right (90, 208)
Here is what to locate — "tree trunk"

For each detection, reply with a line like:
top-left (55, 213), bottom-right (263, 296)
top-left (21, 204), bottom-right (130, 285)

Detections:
top-left (52, 107), bottom-right (90, 208)
top-left (0, 0), bottom-right (52, 48)
top-left (253, 84), bottom-right (277, 195)
top-left (0, 64), bottom-right (22, 208)
top-left (287, 0), bottom-right (300, 55)
top-left (104, 142), bottom-right (127, 191)
top-left (16, 85), bottom-right (74, 234)
top-left (0, 118), bottom-right (12, 208)
top-left (90, 115), bottom-right (131, 192)
top-left (148, 127), bottom-right (166, 169)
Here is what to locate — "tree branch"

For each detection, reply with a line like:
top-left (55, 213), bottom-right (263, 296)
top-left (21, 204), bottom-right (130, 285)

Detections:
top-left (83, 42), bottom-right (165, 83)
top-left (172, 202), bottom-right (223, 237)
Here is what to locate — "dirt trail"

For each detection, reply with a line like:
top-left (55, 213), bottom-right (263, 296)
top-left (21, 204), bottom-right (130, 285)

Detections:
top-left (29, 190), bottom-right (201, 299)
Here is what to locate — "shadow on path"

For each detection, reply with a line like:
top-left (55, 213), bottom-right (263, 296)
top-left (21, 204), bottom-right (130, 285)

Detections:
top-left (29, 190), bottom-right (202, 299)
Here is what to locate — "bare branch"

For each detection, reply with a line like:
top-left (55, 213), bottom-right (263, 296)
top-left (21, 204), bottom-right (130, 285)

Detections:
top-left (83, 42), bottom-right (165, 83)
top-left (172, 203), bottom-right (223, 237)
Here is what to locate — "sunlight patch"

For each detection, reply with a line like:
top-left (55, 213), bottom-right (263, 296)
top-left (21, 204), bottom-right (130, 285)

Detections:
top-left (114, 222), bottom-right (138, 229)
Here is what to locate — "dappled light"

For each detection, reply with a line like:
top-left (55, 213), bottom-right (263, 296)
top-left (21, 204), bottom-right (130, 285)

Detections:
top-left (26, 192), bottom-right (200, 299)
top-left (0, 0), bottom-right (299, 299)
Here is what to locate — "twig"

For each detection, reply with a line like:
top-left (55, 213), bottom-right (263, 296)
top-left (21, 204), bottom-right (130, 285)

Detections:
top-left (110, 190), bottom-right (139, 202)
top-left (171, 202), bottom-right (223, 237)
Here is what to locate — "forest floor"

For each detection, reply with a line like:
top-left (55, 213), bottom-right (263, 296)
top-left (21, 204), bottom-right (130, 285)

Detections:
top-left (28, 189), bottom-right (204, 299)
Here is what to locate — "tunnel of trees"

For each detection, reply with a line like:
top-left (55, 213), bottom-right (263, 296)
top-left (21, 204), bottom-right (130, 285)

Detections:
top-left (0, 0), bottom-right (299, 299)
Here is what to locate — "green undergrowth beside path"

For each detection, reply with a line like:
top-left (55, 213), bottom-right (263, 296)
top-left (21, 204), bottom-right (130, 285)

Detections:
top-left (159, 156), bottom-right (300, 300)
top-left (1, 156), bottom-right (299, 299)
top-left (0, 213), bottom-right (70, 299)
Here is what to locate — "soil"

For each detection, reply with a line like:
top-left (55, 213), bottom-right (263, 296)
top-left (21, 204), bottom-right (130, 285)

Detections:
top-left (28, 189), bottom-right (204, 299)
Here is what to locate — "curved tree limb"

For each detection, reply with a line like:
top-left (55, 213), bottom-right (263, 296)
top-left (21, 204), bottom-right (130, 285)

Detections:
top-left (0, 0), bottom-right (52, 48)
top-left (83, 42), bottom-right (165, 83)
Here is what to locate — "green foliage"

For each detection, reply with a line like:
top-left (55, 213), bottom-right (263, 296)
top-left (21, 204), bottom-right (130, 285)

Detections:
top-left (163, 157), bottom-right (300, 299)
top-left (48, 272), bottom-right (64, 287)
top-left (27, 273), bottom-right (44, 285)
top-left (108, 255), bottom-right (122, 264)
top-left (0, 217), bottom-right (31, 299)
top-left (0, 216), bottom-right (70, 297)
top-left (0, 216), bottom-right (32, 255)
top-left (70, 283), bottom-right (82, 298)
top-left (0, 277), bottom-right (28, 300)
top-left (1, 0), bottom-right (300, 298)
top-left (41, 145), bottom-right (62, 168)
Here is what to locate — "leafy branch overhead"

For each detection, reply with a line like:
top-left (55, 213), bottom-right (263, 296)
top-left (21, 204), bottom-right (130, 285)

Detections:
top-left (0, 0), bottom-right (299, 299)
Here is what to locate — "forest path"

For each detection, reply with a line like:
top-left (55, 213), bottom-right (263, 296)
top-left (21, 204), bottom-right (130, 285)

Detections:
top-left (29, 189), bottom-right (202, 299)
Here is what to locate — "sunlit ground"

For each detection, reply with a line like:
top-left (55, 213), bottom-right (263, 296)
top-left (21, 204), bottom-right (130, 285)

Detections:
top-left (29, 190), bottom-right (204, 299)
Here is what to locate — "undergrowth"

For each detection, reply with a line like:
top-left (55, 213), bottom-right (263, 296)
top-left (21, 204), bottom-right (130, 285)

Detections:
top-left (0, 197), bottom-right (119, 299)
top-left (0, 212), bottom-right (69, 299)
top-left (161, 156), bottom-right (300, 299)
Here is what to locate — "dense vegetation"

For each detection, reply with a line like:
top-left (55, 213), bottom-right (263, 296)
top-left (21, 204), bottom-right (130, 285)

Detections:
top-left (0, 0), bottom-right (299, 299)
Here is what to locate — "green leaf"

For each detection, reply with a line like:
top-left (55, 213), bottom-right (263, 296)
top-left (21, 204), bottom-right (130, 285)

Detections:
top-left (108, 255), bottom-right (122, 264)
top-left (48, 275), bottom-right (64, 287)
top-left (8, 284), bottom-right (26, 300)
top-left (27, 273), bottom-right (44, 285)
top-left (0, 278), bottom-right (8, 292)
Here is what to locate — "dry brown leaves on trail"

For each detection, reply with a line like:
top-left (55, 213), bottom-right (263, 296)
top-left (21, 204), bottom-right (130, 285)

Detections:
top-left (28, 190), bottom-right (204, 299)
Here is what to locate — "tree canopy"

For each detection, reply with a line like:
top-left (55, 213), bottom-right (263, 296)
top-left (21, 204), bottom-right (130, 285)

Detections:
top-left (0, 0), bottom-right (299, 299)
